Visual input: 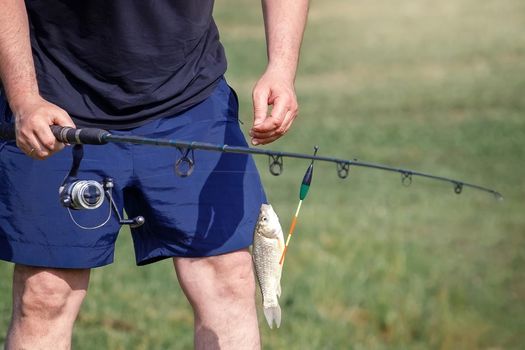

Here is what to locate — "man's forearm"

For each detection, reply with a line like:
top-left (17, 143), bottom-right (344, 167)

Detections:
top-left (0, 0), bottom-right (39, 107)
top-left (261, 0), bottom-right (309, 81)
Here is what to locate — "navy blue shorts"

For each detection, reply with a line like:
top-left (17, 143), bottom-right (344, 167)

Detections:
top-left (0, 79), bottom-right (267, 268)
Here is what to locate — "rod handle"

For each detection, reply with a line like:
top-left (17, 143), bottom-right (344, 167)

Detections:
top-left (0, 124), bottom-right (110, 145)
top-left (50, 125), bottom-right (110, 145)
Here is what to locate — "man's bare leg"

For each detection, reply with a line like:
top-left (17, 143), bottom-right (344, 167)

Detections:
top-left (174, 249), bottom-right (260, 350)
top-left (6, 264), bottom-right (90, 350)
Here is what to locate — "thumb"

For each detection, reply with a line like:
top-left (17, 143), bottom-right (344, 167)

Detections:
top-left (51, 110), bottom-right (76, 128)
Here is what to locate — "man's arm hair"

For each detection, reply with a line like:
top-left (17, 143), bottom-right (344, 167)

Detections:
top-left (0, 0), bottom-right (39, 108)
top-left (261, 0), bottom-right (309, 81)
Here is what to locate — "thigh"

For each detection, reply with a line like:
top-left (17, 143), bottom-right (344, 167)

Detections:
top-left (13, 264), bottom-right (91, 294)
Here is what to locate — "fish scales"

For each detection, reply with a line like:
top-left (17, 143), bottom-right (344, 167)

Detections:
top-left (252, 204), bottom-right (285, 329)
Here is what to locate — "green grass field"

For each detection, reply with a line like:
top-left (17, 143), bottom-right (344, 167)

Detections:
top-left (1, 0), bottom-right (524, 348)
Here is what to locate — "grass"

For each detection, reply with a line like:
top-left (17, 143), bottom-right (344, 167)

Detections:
top-left (1, 0), bottom-right (524, 348)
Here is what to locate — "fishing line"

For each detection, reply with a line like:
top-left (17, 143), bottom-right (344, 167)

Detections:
top-left (66, 201), bottom-right (112, 230)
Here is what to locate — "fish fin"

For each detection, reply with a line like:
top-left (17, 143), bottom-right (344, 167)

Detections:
top-left (277, 239), bottom-right (283, 252)
top-left (263, 305), bottom-right (282, 329)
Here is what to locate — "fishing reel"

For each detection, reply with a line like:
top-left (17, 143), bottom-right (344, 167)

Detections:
top-left (60, 145), bottom-right (145, 229)
top-left (59, 179), bottom-right (105, 210)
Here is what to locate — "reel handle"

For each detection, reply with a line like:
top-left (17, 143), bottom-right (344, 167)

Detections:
top-left (119, 216), bottom-right (146, 228)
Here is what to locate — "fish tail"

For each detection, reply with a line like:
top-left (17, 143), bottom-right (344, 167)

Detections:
top-left (263, 305), bottom-right (282, 329)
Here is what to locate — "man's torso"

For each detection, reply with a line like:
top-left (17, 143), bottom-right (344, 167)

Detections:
top-left (26, 0), bottom-right (227, 128)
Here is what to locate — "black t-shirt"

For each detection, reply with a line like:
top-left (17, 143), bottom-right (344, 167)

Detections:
top-left (26, 0), bottom-right (227, 128)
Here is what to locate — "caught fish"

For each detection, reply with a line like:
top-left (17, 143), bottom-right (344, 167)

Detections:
top-left (252, 203), bottom-right (285, 329)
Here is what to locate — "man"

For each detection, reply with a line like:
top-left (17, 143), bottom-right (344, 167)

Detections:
top-left (0, 0), bottom-right (308, 349)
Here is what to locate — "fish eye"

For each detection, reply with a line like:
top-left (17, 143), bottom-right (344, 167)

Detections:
top-left (262, 217), bottom-right (267, 221)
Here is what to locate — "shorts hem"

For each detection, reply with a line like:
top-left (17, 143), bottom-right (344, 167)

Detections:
top-left (0, 236), bottom-right (115, 269)
top-left (136, 239), bottom-right (253, 266)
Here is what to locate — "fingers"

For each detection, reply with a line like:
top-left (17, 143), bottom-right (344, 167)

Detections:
top-left (18, 125), bottom-right (64, 160)
top-left (251, 70), bottom-right (299, 145)
top-left (250, 93), bottom-right (298, 145)
top-left (24, 135), bottom-right (42, 160)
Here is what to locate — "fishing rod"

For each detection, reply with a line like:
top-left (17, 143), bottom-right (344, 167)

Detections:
top-left (0, 124), bottom-right (502, 199)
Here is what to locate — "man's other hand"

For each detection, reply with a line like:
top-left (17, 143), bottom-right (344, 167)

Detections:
top-left (250, 69), bottom-right (299, 145)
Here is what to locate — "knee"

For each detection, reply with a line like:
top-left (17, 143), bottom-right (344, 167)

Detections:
top-left (15, 270), bottom-right (87, 321)
top-left (213, 252), bottom-right (256, 302)
top-left (20, 278), bottom-right (72, 320)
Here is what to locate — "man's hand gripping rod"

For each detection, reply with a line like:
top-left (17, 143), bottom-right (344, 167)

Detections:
top-left (0, 124), bottom-right (110, 145)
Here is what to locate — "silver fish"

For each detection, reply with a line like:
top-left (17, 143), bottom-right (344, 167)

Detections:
top-left (252, 203), bottom-right (285, 329)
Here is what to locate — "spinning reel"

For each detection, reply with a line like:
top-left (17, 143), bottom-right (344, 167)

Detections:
top-left (60, 145), bottom-right (144, 229)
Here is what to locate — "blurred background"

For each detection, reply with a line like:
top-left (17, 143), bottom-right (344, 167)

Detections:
top-left (1, 0), bottom-right (524, 348)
